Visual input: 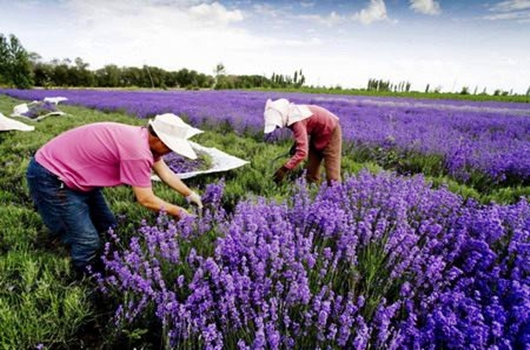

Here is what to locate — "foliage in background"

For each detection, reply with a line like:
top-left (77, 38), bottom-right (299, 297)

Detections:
top-left (1, 32), bottom-right (529, 100)
top-left (0, 33), bottom-right (33, 89)
top-left (367, 78), bottom-right (411, 93)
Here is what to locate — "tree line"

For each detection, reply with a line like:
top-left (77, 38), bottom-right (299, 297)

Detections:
top-left (0, 33), bottom-right (307, 90)
top-left (1, 32), bottom-right (528, 96)
top-left (367, 79), bottom-right (411, 93)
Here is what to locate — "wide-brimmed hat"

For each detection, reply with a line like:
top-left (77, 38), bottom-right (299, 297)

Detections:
top-left (148, 114), bottom-right (203, 159)
top-left (263, 98), bottom-right (312, 134)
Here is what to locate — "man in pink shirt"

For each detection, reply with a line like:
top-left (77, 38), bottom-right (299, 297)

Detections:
top-left (26, 114), bottom-right (203, 277)
top-left (263, 98), bottom-right (342, 185)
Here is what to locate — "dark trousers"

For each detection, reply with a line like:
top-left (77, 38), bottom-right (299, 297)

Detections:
top-left (26, 157), bottom-right (116, 269)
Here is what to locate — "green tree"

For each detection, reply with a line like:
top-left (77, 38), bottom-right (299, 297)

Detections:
top-left (175, 68), bottom-right (194, 88)
top-left (33, 62), bottom-right (54, 88)
top-left (213, 62), bottom-right (226, 88)
top-left (72, 57), bottom-right (94, 87)
top-left (95, 64), bottom-right (122, 87)
top-left (50, 59), bottom-right (71, 87)
top-left (0, 33), bottom-right (33, 88)
top-left (0, 34), bottom-right (9, 85)
top-left (8, 34), bottom-right (33, 88)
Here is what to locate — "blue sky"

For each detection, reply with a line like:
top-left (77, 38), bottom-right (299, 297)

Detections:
top-left (1, 0), bottom-right (529, 93)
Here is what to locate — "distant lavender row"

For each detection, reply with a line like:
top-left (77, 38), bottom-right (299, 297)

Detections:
top-left (2, 88), bottom-right (530, 183)
top-left (98, 173), bottom-right (530, 348)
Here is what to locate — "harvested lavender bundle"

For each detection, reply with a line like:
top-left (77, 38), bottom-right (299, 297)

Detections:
top-left (164, 150), bottom-right (212, 174)
top-left (21, 101), bottom-right (61, 120)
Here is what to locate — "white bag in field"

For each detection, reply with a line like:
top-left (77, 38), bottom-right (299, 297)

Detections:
top-left (43, 96), bottom-right (68, 105)
top-left (152, 141), bottom-right (250, 180)
top-left (11, 98), bottom-right (66, 121)
top-left (12, 102), bottom-right (32, 116)
top-left (0, 112), bottom-right (35, 132)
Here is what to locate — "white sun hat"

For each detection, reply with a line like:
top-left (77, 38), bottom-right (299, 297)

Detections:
top-left (263, 98), bottom-right (313, 134)
top-left (149, 113), bottom-right (203, 159)
top-left (263, 108), bottom-right (283, 134)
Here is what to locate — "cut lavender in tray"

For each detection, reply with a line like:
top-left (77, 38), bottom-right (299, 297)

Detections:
top-left (164, 150), bottom-right (212, 174)
top-left (21, 101), bottom-right (59, 119)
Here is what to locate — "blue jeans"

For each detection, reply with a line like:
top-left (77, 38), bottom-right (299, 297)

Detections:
top-left (26, 157), bottom-right (116, 269)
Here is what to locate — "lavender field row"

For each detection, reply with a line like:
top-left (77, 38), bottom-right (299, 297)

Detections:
top-left (2, 88), bottom-right (530, 186)
top-left (98, 173), bottom-right (530, 348)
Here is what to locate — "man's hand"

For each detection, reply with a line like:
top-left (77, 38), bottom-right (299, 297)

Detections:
top-left (272, 166), bottom-right (289, 184)
top-left (186, 191), bottom-right (203, 209)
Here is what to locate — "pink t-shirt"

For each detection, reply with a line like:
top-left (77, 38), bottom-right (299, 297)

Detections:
top-left (36, 122), bottom-right (156, 192)
top-left (285, 105), bottom-right (339, 170)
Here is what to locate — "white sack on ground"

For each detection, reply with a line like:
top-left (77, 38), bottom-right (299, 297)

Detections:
top-left (152, 141), bottom-right (250, 180)
top-left (43, 96), bottom-right (68, 105)
top-left (11, 99), bottom-right (66, 121)
top-left (0, 112), bottom-right (35, 132)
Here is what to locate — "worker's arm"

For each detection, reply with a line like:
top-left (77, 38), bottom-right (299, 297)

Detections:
top-left (132, 185), bottom-right (187, 219)
top-left (153, 158), bottom-right (193, 196)
top-left (153, 158), bottom-right (203, 208)
top-left (284, 122), bottom-right (309, 170)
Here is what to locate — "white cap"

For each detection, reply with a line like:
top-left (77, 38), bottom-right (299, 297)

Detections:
top-left (149, 114), bottom-right (203, 159)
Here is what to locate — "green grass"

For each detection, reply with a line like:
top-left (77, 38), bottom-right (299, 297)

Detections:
top-left (0, 93), bottom-right (528, 348)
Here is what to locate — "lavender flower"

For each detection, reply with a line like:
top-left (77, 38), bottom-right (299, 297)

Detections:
top-left (3, 88), bottom-right (530, 184)
top-left (91, 168), bottom-right (530, 348)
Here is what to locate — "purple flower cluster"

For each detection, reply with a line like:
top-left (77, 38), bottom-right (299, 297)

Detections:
top-left (2, 88), bottom-right (529, 184)
top-left (97, 173), bottom-right (530, 349)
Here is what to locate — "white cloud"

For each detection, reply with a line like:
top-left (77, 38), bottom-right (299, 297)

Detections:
top-left (65, 0), bottom-right (243, 28)
top-left (43, 1), bottom-right (248, 71)
top-left (489, 0), bottom-right (530, 12)
top-left (320, 11), bottom-right (343, 26)
top-left (409, 0), bottom-right (441, 15)
top-left (299, 1), bottom-right (314, 9)
top-left (353, 0), bottom-right (389, 24)
top-left (1, 0), bottom-right (529, 94)
top-left (485, 0), bottom-right (530, 22)
top-left (483, 11), bottom-right (530, 21)
top-left (188, 2), bottom-right (244, 25)
top-left (300, 11), bottom-right (344, 26)
top-left (39, 0), bottom-right (326, 76)
top-left (252, 3), bottom-right (282, 18)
